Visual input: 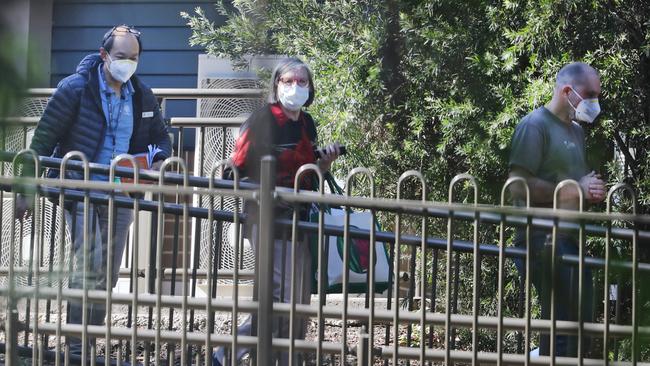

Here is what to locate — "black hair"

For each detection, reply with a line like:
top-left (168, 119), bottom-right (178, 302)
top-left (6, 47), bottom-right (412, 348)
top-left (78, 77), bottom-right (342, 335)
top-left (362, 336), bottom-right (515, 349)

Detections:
top-left (101, 25), bottom-right (142, 55)
top-left (268, 57), bottom-right (315, 107)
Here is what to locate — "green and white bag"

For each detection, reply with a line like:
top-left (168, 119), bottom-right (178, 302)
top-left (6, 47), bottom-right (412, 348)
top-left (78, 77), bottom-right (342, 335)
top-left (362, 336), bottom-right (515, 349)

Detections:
top-left (310, 174), bottom-right (391, 294)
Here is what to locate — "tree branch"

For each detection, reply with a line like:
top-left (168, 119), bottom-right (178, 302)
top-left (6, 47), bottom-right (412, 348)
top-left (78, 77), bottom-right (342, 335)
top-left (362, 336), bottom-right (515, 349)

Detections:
top-left (612, 130), bottom-right (637, 181)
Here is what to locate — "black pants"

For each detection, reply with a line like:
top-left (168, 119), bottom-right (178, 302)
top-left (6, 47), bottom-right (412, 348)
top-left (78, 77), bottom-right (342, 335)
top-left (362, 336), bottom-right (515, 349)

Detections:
top-left (514, 231), bottom-right (594, 357)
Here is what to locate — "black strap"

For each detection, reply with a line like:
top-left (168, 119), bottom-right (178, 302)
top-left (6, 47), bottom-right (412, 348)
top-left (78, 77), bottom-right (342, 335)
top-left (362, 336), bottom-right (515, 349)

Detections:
top-left (324, 172), bottom-right (344, 195)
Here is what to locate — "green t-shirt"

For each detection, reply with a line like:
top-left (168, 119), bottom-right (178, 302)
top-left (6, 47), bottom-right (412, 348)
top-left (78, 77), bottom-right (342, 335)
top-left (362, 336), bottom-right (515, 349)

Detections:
top-left (509, 106), bottom-right (589, 186)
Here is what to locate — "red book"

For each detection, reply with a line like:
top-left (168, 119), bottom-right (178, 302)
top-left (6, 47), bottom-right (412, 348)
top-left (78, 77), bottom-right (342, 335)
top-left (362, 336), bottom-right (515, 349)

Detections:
top-left (115, 144), bottom-right (163, 184)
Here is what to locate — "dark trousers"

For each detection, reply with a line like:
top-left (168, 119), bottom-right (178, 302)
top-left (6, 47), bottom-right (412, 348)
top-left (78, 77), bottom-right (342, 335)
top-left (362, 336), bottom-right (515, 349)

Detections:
top-left (66, 202), bottom-right (134, 354)
top-left (213, 225), bottom-right (312, 366)
top-left (514, 231), bottom-right (594, 357)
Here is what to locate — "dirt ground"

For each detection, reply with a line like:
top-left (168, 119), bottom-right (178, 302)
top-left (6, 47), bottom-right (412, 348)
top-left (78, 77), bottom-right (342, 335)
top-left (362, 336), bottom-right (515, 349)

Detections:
top-left (0, 294), bottom-right (452, 365)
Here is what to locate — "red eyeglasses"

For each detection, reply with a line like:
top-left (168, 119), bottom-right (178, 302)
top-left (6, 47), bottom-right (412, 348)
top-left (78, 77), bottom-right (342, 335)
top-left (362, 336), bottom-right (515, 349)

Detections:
top-left (279, 78), bottom-right (309, 87)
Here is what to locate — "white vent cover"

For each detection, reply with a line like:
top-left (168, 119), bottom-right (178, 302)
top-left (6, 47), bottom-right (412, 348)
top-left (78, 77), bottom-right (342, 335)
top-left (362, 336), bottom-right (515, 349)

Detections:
top-left (194, 55), bottom-right (283, 284)
top-left (195, 78), bottom-right (264, 281)
top-left (0, 199), bottom-right (72, 288)
top-left (1, 97), bottom-right (72, 288)
top-left (2, 98), bottom-right (48, 174)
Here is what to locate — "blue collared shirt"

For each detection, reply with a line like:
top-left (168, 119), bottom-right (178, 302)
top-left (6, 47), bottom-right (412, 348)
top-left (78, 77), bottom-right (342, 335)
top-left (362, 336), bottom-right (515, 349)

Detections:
top-left (93, 64), bottom-right (135, 181)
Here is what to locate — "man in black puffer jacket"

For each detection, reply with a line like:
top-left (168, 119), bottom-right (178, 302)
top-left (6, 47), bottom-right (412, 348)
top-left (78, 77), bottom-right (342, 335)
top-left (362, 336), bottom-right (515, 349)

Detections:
top-left (17, 25), bottom-right (171, 357)
top-left (30, 28), bottom-right (171, 174)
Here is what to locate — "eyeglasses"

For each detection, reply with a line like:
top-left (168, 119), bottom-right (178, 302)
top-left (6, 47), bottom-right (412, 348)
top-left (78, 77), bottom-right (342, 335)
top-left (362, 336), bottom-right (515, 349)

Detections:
top-left (279, 77), bottom-right (309, 87)
top-left (102, 25), bottom-right (141, 45)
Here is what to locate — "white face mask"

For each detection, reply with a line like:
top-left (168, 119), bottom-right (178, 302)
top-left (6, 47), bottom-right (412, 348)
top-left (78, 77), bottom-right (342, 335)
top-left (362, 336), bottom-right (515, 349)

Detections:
top-left (278, 83), bottom-right (309, 111)
top-left (569, 86), bottom-right (600, 124)
top-left (107, 54), bottom-right (138, 83)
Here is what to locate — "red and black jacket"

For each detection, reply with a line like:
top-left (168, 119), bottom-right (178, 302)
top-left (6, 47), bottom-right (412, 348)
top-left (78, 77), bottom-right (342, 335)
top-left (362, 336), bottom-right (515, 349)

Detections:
top-left (231, 103), bottom-right (317, 189)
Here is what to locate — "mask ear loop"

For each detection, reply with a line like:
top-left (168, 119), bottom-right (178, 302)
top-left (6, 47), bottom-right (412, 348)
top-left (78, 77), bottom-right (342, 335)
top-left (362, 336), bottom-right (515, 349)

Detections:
top-left (567, 86), bottom-right (584, 112)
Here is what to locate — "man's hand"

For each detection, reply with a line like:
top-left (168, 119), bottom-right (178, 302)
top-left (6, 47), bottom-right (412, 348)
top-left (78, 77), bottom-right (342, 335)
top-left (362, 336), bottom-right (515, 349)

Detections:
top-left (316, 142), bottom-right (342, 172)
top-left (557, 171), bottom-right (606, 209)
top-left (14, 194), bottom-right (32, 221)
top-left (579, 171), bottom-right (606, 203)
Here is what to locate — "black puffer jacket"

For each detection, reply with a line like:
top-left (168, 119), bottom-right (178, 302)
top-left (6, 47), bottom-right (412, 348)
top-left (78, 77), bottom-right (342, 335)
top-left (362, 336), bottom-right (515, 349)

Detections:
top-left (29, 54), bottom-right (171, 178)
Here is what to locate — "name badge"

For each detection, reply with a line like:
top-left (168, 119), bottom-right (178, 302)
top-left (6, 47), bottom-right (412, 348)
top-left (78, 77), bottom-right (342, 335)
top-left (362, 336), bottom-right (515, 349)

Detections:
top-left (142, 111), bottom-right (154, 118)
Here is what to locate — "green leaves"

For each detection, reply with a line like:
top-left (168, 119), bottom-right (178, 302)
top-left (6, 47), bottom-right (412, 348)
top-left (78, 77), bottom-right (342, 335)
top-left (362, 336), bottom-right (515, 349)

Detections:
top-left (183, 0), bottom-right (650, 211)
top-left (182, 1), bottom-right (650, 357)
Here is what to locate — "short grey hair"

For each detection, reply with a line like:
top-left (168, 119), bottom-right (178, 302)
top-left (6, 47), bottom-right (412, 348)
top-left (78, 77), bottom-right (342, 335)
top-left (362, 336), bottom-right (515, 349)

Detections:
top-left (267, 57), bottom-right (315, 107)
top-left (555, 62), bottom-right (598, 88)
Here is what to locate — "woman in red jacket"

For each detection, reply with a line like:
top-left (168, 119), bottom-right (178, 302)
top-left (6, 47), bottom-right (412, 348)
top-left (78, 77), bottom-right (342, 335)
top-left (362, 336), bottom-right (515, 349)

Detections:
top-left (214, 58), bottom-right (341, 366)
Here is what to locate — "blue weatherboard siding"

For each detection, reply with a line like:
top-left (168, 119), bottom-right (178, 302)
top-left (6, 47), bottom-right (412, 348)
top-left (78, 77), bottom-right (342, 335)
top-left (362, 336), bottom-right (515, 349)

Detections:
top-left (51, 0), bottom-right (223, 150)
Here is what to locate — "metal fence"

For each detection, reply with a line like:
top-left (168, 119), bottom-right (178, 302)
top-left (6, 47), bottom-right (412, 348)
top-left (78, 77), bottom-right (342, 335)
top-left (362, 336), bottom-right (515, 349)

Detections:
top-left (0, 149), bottom-right (648, 366)
top-left (2, 88), bottom-right (265, 293)
top-left (0, 89), bottom-right (649, 366)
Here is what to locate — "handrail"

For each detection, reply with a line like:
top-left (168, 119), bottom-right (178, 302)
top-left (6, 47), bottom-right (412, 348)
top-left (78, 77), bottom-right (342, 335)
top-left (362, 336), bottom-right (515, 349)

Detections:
top-left (3, 89), bottom-right (261, 126)
top-left (0, 150), bottom-right (254, 190)
top-left (25, 88), bottom-right (265, 99)
top-left (0, 116), bottom-right (246, 128)
top-left (1, 182), bottom-right (649, 275)
top-left (0, 117), bottom-right (38, 125)
top-left (1, 149), bottom-right (649, 237)
top-left (170, 117), bottom-right (246, 127)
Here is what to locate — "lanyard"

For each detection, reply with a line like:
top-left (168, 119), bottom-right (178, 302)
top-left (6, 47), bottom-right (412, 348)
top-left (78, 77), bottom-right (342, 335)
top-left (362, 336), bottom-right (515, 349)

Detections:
top-left (106, 92), bottom-right (125, 158)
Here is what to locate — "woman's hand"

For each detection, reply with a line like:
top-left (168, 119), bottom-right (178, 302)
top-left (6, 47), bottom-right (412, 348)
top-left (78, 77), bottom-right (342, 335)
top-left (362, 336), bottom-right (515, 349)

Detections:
top-left (317, 142), bottom-right (342, 172)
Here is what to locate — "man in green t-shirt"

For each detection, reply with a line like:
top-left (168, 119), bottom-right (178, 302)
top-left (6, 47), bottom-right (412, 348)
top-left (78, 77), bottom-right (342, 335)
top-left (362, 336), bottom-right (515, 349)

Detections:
top-left (509, 62), bottom-right (606, 357)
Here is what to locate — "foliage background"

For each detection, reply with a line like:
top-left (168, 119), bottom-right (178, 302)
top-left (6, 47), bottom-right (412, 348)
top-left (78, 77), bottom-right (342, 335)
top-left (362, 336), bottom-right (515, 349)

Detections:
top-left (183, 0), bottom-right (650, 358)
